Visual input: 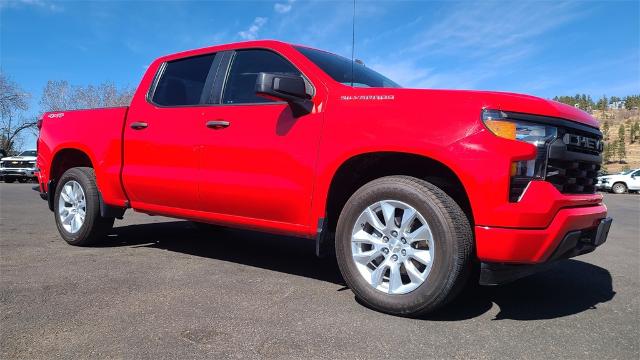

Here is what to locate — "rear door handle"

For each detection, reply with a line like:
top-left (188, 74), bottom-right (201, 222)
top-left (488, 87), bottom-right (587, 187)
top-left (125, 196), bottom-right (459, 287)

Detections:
top-left (206, 120), bottom-right (230, 129)
top-left (130, 122), bottom-right (148, 130)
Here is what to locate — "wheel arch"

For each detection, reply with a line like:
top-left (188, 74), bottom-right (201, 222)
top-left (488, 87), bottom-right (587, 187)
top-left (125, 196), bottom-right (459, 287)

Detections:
top-left (47, 147), bottom-right (124, 218)
top-left (321, 151), bottom-right (474, 237)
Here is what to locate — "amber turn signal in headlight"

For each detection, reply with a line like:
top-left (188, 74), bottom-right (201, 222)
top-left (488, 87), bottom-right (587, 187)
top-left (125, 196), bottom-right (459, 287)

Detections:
top-left (481, 109), bottom-right (559, 202)
top-left (484, 119), bottom-right (517, 140)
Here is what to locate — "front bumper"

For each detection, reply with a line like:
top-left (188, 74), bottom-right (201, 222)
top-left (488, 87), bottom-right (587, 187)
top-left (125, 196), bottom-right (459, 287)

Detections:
top-left (479, 217), bottom-right (612, 285)
top-left (0, 168), bottom-right (37, 177)
top-left (476, 203), bottom-right (608, 263)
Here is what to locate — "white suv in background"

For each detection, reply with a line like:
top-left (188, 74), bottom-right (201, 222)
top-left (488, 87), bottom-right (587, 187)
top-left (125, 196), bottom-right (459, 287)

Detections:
top-left (597, 169), bottom-right (640, 194)
top-left (0, 149), bottom-right (37, 183)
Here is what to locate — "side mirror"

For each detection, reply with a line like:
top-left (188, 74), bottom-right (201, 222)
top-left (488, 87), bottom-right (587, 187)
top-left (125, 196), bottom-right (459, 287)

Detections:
top-left (255, 72), bottom-right (313, 117)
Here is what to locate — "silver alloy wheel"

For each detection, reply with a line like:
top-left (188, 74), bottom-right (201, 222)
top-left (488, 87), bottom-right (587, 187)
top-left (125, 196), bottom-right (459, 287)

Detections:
top-left (58, 180), bottom-right (87, 234)
top-left (351, 200), bottom-right (435, 295)
top-left (612, 183), bottom-right (627, 194)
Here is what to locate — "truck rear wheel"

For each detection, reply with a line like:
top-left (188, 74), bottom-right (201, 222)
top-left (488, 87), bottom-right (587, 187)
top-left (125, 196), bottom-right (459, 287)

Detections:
top-left (54, 167), bottom-right (114, 246)
top-left (4, 178), bottom-right (15, 183)
top-left (335, 176), bottom-right (472, 317)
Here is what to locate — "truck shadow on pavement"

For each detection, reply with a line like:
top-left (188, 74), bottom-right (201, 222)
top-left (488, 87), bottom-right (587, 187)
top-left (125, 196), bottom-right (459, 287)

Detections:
top-left (423, 260), bottom-right (615, 321)
top-left (104, 220), bottom-right (615, 321)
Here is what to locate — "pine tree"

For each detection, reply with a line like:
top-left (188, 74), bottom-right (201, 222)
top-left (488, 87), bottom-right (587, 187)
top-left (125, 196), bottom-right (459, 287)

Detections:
top-left (617, 139), bottom-right (626, 163)
top-left (603, 121), bottom-right (610, 140)
top-left (598, 95), bottom-right (608, 117)
top-left (631, 122), bottom-right (638, 143)
top-left (623, 95), bottom-right (640, 110)
top-left (603, 142), bottom-right (612, 163)
top-left (618, 123), bottom-right (626, 143)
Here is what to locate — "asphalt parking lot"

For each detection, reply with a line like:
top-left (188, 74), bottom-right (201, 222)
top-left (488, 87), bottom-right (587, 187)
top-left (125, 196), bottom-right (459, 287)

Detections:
top-left (1, 183), bottom-right (638, 359)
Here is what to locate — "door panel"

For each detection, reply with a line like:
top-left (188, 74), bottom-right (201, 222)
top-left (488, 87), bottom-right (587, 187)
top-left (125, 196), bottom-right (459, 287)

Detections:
top-left (122, 53), bottom-right (218, 210)
top-left (199, 49), bottom-right (325, 228)
top-left (199, 104), bottom-right (323, 226)
top-left (629, 171), bottom-right (640, 190)
top-left (123, 106), bottom-right (203, 210)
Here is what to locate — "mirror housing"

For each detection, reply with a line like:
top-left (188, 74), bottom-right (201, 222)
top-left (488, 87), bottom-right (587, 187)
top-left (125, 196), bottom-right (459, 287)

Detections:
top-left (255, 72), bottom-right (313, 117)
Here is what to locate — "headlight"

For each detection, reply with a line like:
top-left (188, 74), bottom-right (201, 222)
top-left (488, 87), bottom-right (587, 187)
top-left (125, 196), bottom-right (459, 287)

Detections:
top-left (482, 109), bottom-right (558, 201)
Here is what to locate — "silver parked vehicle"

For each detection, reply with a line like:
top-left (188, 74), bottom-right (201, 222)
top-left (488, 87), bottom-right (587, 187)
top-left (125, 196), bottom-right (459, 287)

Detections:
top-left (0, 150), bottom-right (37, 183)
top-left (596, 168), bottom-right (640, 194)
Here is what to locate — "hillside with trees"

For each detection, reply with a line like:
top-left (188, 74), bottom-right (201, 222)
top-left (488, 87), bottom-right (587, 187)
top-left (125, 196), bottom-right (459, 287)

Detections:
top-left (553, 94), bottom-right (640, 173)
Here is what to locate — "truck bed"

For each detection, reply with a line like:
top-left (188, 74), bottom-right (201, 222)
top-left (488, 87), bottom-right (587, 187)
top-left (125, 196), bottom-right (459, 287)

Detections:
top-left (37, 107), bottom-right (130, 207)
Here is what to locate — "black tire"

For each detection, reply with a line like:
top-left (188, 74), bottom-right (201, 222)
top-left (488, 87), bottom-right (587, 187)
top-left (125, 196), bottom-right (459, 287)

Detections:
top-left (4, 178), bottom-right (15, 183)
top-left (17, 177), bottom-right (27, 183)
top-left (611, 182), bottom-right (627, 194)
top-left (335, 176), bottom-right (473, 317)
top-left (54, 167), bottom-right (115, 246)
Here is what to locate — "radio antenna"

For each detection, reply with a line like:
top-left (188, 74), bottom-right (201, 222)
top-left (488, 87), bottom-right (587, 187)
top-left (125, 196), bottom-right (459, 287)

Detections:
top-left (350, 0), bottom-right (356, 87)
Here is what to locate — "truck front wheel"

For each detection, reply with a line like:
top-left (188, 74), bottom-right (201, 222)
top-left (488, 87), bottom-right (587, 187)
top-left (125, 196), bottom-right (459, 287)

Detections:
top-left (335, 176), bottom-right (473, 317)
top-left (54, 167), bottom-right (114, 246)
top-left (611, 182), bottom-right (627, 194)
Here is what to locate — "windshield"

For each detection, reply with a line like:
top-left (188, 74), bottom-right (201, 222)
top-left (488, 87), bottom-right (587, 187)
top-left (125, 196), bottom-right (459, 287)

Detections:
top-left (295, 46), bottom-right (400, 88)
top-left (19, 150), bottom-right (36, 157)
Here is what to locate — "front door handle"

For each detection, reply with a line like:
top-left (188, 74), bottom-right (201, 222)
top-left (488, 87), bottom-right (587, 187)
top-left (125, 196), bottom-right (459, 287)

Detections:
top-left (206, 120), bottom-right (230, 129)
top-left (130, 122), bottom-right (148, 130)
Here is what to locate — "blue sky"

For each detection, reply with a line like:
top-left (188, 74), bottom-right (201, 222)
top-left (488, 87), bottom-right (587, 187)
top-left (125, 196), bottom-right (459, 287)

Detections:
top-left (1, 0), bottom-right (639, 148)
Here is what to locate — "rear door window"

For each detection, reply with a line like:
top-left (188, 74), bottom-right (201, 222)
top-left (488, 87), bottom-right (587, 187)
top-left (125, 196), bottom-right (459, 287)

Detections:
top-left (152, 54), bottom-right (216, 106)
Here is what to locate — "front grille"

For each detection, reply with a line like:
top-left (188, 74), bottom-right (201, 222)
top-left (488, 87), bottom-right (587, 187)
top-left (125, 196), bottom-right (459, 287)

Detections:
top-left (2, 161), bottom-right (32, 169)
top-left (546, 159), bottom-right (600, 194)
top-left (545, 126), bottom-right (602, 195)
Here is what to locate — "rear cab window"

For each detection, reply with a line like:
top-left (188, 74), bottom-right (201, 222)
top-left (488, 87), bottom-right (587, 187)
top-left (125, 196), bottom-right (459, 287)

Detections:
top-left (151, 54), bottom-right (216, 106)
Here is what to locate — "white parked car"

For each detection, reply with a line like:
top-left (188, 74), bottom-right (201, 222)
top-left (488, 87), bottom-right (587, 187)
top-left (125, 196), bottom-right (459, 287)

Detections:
top-left (596, 168), bottom-right (640, 194)
top-left (0, 149), bottom-right (37, 183)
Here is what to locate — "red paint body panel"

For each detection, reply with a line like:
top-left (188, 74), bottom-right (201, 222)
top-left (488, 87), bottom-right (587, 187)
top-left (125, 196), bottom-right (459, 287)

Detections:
top-left (37, 107), bottom-right (129, 207)
top-left (37, 40), bottom-right (607, 263)
top-left (476, 204), bottom-right (607, 263)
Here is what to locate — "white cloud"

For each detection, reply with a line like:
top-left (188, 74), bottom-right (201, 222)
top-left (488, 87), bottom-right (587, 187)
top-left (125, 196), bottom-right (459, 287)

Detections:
top-left (274, 0), bottom-right (295, 14)
top-left (366, 1), bottom-right (587, 91)
top-left (0, 0), bottom-right (62, 11)
top-left (408, 1), bottom-right (582, 58)
top-left (369, 60), bottom-right (498, 90)
top-left (238, 17), bottom-right (268, 40)
top-left (368, 61), bottom-right (433, 88)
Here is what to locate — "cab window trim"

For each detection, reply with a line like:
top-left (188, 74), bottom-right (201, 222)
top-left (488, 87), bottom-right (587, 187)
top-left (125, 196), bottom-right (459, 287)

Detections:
top-left (146, 47), bottom-right (316, 108)
top-left (218, 48), bottom-right (315, 107)
top-left (146, 52), bottom-right (221, 108)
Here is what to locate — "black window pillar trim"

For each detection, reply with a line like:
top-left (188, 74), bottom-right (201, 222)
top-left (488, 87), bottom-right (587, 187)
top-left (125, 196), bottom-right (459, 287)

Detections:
top-left (209, 51), bottom-right (234, 105)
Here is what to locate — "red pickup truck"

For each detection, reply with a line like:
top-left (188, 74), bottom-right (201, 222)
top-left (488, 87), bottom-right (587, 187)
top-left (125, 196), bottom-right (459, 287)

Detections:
top-left (36, 40), bottom-right (611, 316)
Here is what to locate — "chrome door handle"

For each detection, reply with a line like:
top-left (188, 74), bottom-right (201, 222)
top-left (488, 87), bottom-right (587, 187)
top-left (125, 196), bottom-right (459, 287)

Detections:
top-left (130, 122), bottom-right (148, 130)
top-left (206, 120), bottom-right (230, 129)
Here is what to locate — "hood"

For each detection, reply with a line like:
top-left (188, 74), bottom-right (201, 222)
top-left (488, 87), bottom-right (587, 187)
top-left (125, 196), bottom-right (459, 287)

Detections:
top-left (0, 156), bottom-right (37, 161)
top-left (374, 88), bottom-right (600, 129)
top-left (600, 170), bottom-right (638, 179)
top-left (463, 90), bottom-right (599, 128)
